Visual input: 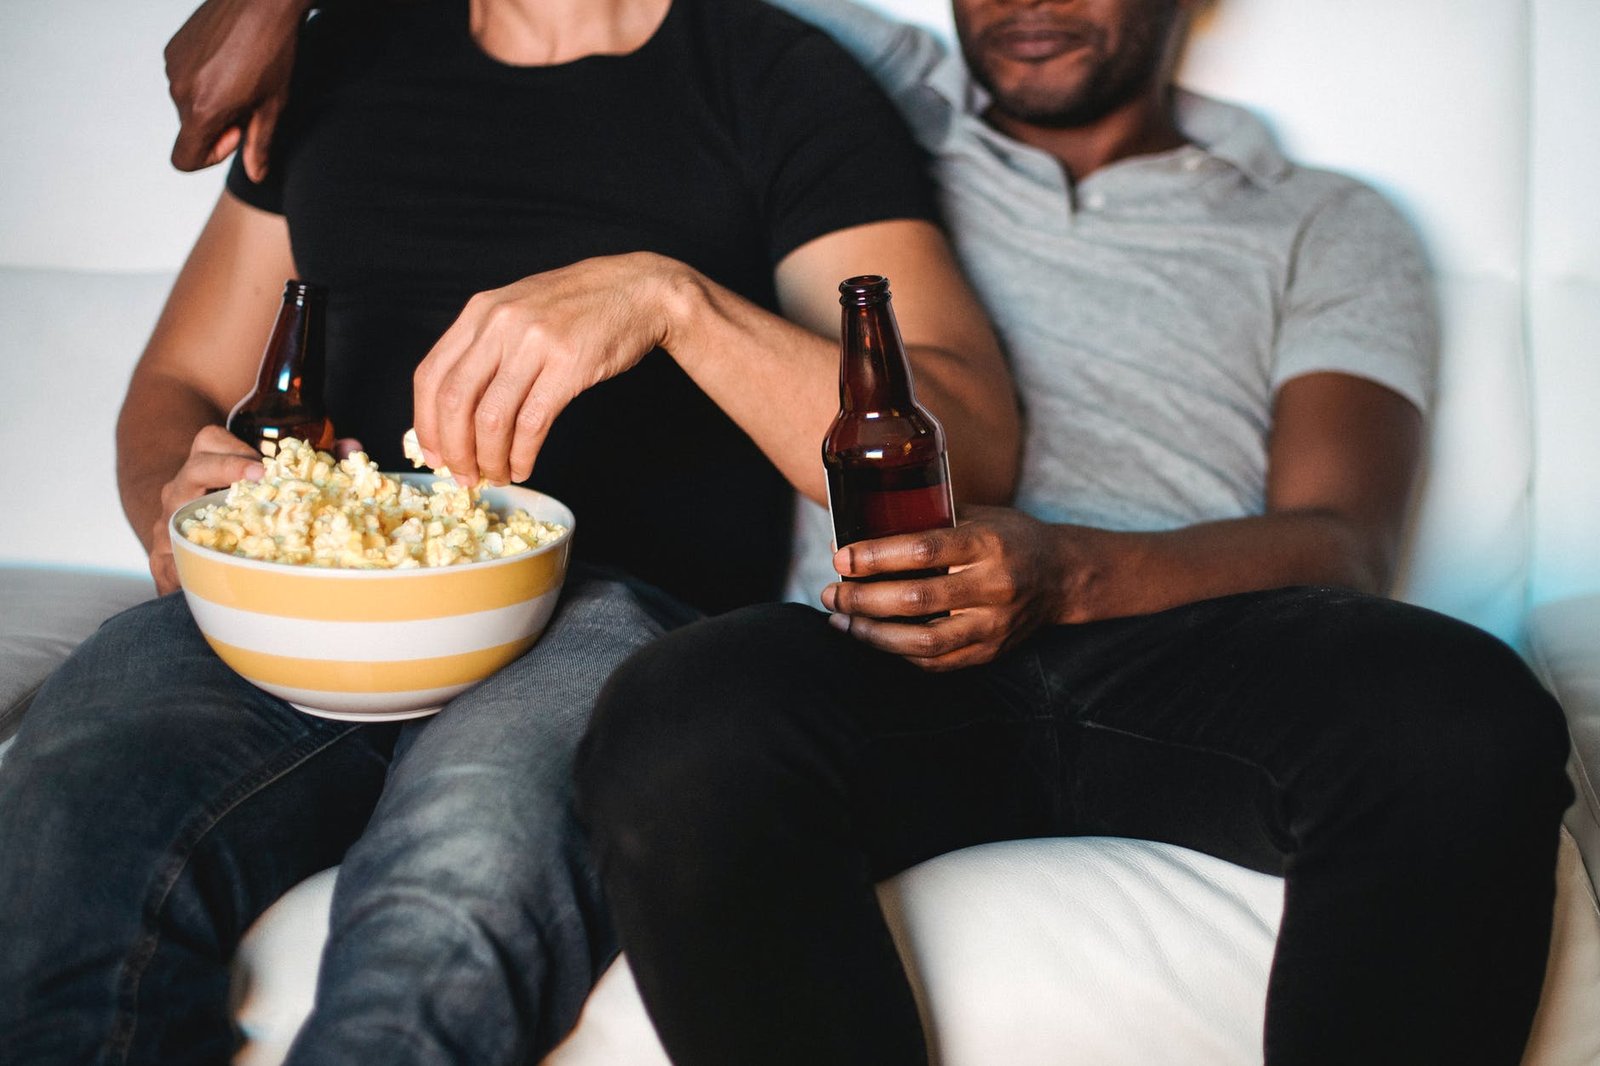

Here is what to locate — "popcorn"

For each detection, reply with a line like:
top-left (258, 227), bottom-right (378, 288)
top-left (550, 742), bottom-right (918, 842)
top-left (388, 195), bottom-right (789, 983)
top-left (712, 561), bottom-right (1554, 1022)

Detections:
top-left (179, 435), bottom-right (564, 569)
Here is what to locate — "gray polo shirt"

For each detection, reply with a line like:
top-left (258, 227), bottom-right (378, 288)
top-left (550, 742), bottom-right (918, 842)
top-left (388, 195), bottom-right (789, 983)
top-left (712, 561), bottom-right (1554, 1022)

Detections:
top-left (776, 0), bottom-right (1437, 600)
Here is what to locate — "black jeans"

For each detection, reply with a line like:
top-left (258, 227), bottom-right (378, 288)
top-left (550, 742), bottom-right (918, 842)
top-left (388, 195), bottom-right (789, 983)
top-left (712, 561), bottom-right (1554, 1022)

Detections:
top-left (576, 586), bottom-right (1573, 1066)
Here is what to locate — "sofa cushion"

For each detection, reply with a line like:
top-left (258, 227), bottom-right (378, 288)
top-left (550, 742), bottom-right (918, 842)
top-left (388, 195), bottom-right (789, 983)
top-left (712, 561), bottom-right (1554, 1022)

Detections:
top-left (0, 566), bottom-right (154, 753)
top-left (233, 831), bottom-right (1600, 1066)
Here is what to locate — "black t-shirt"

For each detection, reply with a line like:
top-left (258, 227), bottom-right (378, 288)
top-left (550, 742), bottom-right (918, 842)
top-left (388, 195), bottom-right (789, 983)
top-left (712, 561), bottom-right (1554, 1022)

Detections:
top-left (227, 0), bottom-right (935, 614)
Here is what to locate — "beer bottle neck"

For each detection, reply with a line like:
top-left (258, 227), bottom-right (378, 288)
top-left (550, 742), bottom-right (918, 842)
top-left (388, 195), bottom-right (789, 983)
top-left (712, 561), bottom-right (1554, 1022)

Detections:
top-left (256, 282), bottom-right (327, 400)
top-left (839, 298), bottom-right (916, 414)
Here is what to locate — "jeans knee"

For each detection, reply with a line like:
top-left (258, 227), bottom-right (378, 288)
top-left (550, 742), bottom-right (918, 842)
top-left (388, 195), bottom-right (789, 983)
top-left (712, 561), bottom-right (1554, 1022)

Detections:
top-left (1299, 602), bottom-right (1572, 835)
top-left (344, 768), bottom-right (590, 917)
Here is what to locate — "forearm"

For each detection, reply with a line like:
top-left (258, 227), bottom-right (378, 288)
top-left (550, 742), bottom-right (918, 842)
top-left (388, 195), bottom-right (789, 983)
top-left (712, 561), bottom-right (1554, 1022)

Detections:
top-left (661, 262), bottom-right (1016, 506)
top-left (116, 371), bottom-right (228, 550)
top-left (1058, 510), bottom-right (1392, 625)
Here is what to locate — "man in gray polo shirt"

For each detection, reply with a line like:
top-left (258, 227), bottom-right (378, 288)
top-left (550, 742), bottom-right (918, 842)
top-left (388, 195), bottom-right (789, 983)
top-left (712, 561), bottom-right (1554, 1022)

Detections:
top-left (575, 2), bottom-right (1572, 1065)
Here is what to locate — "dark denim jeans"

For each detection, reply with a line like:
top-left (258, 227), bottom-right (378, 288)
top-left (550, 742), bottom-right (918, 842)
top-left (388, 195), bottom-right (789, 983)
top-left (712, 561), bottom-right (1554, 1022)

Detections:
top-left (0, 567), bottom-right (687, 1066)
top-left (578, 586), bottom-right (1574, 1066)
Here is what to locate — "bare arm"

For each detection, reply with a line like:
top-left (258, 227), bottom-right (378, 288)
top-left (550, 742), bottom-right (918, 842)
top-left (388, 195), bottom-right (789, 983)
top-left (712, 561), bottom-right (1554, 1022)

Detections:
top-left (1048, 372), bottom-right (1423, 618)
top-left (825, 372), bottom-right (1423, 669)
top-left (412, 218), bottom-right (1020, 506)
top-left (117, 191), bottom-right (296, 589)
top-left (676, 218), bottom-right (1018, 505)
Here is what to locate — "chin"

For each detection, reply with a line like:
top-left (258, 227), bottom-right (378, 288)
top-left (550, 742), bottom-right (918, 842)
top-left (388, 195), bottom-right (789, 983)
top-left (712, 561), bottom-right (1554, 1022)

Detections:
top-left (979, 59), bottom-right (1096, 123)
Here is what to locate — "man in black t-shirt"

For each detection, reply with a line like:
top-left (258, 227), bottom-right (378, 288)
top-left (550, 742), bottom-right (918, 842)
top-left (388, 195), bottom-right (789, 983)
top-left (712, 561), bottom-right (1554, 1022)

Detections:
top-left (0, 1), bottom-right (1018, 1063)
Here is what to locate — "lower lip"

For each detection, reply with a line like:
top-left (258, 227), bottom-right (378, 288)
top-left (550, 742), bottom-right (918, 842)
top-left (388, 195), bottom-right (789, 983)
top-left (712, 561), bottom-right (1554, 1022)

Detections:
top-left (991, 31), bottom-right (1086, 62)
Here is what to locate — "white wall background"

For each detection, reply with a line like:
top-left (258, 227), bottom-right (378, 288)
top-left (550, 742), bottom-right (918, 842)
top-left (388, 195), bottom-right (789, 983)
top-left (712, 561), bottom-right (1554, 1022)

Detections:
top-left (0, 0), bottom-right (226, 273)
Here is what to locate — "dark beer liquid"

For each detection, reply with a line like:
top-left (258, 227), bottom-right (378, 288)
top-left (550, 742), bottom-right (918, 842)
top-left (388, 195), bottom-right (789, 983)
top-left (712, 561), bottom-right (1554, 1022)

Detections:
top-left (823, 275), bottom-right (955, 623)
top-left (826, 456), bottom-right (954, 560)
top-left (826, 455), bottom-right (954, 623)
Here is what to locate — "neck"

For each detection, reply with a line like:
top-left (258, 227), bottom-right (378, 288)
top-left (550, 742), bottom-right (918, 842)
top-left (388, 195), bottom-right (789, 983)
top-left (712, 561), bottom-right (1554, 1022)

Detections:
top-left (986, 84), bottom-right (1186, 183)
top-left (469, 0), bottom-right (670, 65)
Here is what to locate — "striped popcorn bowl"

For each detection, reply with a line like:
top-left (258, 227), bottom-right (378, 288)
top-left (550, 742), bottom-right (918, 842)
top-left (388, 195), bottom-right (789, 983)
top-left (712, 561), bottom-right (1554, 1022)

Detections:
top-left (170, 482), bottom-right (574, 722)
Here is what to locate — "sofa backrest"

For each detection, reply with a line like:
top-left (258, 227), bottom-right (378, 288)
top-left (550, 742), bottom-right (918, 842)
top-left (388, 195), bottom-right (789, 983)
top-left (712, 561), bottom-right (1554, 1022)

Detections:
top-left (1526, 0), bottom-right (1600, 613)
top-left (2, 0), bottom-right (1595, 644)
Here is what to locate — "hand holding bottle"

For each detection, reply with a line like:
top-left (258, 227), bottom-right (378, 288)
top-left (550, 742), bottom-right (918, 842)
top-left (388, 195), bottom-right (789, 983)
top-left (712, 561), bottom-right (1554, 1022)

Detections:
top-left (822, 275), bottom-right (956, 621)
top-left (821, 505), bottom-right (1077, 672)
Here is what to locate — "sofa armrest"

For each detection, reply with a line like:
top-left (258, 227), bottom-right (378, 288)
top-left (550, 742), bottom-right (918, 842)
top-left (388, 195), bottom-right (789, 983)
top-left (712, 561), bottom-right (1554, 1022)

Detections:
top-left (0, 566), bottom-right (155, 754)
top-left (1528, 595), bottom-right (1600, 891)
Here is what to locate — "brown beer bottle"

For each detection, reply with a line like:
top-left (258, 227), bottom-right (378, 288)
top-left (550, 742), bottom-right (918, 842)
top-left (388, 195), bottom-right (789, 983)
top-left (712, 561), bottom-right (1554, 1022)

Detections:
top-left (227, 279), bottom-right (335, 455)
top-left (822, 275), bottom-right (955, 596)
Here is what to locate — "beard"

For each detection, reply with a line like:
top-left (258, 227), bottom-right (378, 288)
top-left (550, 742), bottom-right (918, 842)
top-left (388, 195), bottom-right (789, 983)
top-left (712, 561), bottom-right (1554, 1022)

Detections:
top-left (960, 0), bottom-right (1181, 129)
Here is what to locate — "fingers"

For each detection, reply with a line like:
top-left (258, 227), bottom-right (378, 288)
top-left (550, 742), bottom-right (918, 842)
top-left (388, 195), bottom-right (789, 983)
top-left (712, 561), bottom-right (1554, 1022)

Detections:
top-left (148, 519), bottom-right (180, 596)
top-left (822, 572), bottom-right (967, 620)
top-left (152, 425), bottom-right (265, 594)
top-left (207, 126), bottom-right (244, 168)
top-left (418, 310), bottom-right (503, 484)
top-left (472, 360), bottom-right (546, 486)
top-left (333, 437), bottom-right (365, 460)
top-left (412, 310), bottom-right (479, 476)
top-left (826, 611), bottom-right (998, 670)
top-left (417, 294), bottom-right (566, 485)
top-left (506, 374), bottom-right (574, 484)
top-left (834, 523), bottom-right (985, 579)
top-left (242, 92), bottom-right (285, 183)
top-left (162, 427), bottom-right (264, 517)
top-left (150, 549), bottom-right (180, 597)
top-left (171, 112), bottom-right (238, 172)
top-left (163, 451), bottom-right (263, 512)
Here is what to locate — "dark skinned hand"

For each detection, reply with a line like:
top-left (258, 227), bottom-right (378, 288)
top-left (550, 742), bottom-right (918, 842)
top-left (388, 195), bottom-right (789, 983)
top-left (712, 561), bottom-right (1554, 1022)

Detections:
top-left (821, 505), bottom-right (1078, 672)
top-left (164, 0), bottom-right (307, 180)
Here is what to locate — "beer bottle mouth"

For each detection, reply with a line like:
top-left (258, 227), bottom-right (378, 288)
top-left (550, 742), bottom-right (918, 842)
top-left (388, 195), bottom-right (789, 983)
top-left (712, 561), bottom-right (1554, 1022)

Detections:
top-left (839, 275), bottom-right (890, 306)
top-left (282, 279), bottom-right (329, 306)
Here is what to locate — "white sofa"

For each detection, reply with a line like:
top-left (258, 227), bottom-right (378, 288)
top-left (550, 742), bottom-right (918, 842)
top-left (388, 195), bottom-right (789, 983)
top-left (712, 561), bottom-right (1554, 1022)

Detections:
top-left (3, 1), bottom-right (1598, 1063)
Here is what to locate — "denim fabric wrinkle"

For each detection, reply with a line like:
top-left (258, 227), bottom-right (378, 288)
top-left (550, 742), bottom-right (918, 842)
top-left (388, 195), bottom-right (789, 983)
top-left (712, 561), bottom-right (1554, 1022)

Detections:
top-left (109, 723), bottom-right (366, 1064)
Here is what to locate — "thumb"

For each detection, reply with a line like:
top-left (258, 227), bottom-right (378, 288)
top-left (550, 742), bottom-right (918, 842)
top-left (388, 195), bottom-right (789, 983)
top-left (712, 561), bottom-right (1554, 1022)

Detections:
top-left (171, 114), bottom-right (237, 172)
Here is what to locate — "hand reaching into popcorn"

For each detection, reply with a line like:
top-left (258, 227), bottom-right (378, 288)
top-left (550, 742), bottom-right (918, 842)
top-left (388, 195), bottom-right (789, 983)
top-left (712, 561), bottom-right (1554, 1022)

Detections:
top-left (409, 253), bottom-right (682, 488)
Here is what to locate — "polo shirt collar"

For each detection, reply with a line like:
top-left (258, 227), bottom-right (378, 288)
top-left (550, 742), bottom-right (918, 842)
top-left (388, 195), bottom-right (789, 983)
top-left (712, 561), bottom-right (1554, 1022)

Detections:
top-left (1173, 89), bottom-right (1291, 186)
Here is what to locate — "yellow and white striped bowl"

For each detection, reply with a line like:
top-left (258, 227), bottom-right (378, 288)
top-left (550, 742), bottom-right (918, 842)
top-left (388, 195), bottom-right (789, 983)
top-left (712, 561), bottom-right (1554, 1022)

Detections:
top-left (171, 481), bottom-right (574, 722)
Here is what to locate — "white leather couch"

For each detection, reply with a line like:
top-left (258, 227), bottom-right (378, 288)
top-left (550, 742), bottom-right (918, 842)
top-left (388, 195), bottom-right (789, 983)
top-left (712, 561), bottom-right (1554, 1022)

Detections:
top-left (3, 1), bottom-right (1598, 1063)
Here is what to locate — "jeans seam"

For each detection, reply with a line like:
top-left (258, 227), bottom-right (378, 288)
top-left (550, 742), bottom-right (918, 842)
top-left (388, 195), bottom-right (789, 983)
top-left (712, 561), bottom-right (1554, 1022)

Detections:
top-left (1076, 716), bottom-right (1288, 794)
top-left (1030, 649), bottom-right (1066, 828)
top-left (105, 721), bottom-right (367, 1064)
